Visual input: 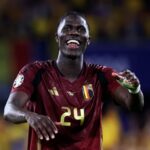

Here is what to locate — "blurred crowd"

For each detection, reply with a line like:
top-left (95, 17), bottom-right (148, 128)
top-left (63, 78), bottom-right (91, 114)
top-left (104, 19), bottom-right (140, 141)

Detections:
top-left (0, 0), bottom-right (150, 150)
top-left (0, 0), bottom-right (150, 40)
top-left (0, 0), bottom-right (150, 81)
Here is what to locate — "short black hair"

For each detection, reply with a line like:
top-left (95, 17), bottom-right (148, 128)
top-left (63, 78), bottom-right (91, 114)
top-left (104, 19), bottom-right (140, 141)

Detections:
top-left (56, 11), bottom-right (90, 31)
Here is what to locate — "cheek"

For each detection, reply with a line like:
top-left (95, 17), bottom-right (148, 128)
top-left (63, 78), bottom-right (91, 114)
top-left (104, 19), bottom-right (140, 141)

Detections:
top-left (58, 39), bottom-right (67, 50)
top-left (57, 36), bottom-right (64, 46)
top-left (82, 38), bottom-right (89, 46)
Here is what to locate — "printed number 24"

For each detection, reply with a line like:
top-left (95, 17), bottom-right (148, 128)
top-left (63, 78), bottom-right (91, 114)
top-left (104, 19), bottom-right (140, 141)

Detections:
top-left (60, 107), bottom-right (85, 126)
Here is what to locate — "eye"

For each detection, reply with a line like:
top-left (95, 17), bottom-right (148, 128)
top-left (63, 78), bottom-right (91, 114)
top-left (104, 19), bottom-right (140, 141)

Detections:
top-left (77, 26), bottom-right (86, 33)
top-left (63, 25), bottom-right (72, 32)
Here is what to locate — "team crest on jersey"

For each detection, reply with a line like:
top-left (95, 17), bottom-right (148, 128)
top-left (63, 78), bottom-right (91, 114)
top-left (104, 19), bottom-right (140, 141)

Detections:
top-left (82, 84), bottom-right (94, 101)
top-left (13, 74), bottom-right (24, 88)
top-left (48, 87), bottom-right (59, 96)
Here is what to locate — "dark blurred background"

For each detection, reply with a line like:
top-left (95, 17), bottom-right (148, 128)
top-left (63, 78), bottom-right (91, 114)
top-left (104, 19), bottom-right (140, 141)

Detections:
top-left (0, 0), bottom-right (150, 150)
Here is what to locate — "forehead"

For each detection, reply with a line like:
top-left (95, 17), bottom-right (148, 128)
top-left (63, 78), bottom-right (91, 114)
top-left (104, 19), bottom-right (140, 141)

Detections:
top-left (63, 15), bottom-right (87, 26)
top-left (57, 15), bottom-right (89, 35)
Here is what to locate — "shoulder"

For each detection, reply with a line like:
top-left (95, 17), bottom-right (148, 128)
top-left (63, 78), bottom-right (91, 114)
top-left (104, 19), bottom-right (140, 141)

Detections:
top-left (19, 60), bottom-right (52, 74)
top-left (87, 63), bottom-right (117, 82)
top-left (87, 63), bottom-right (120, 92)
top-left (87, 63), bottom-right (114, 74)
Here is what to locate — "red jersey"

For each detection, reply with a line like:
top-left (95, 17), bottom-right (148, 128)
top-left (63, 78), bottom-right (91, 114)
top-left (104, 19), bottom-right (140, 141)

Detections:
top-left (11, 60), bottom-right (120, 150)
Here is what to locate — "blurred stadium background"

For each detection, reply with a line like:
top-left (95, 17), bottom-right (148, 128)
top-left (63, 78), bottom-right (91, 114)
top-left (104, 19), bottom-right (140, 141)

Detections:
top-left (0, 0), bottom-right (150, 149)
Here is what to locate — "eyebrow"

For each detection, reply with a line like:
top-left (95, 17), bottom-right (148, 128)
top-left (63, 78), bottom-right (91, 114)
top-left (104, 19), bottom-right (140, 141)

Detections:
top-left (57, 19), bottom-right (90, 36)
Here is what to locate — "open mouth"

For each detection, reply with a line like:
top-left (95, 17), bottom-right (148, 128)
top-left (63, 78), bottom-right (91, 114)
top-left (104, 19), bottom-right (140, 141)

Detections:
top-left (66, 39), bottom-right (80, 49)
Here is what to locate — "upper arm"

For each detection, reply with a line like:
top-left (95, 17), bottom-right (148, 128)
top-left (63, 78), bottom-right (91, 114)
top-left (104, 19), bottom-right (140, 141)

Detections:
top-left (6, 91), bottom-right (30, 108)
top-left (4, 62), bottom-right (38, 114)
top-left (111, 86), bottom-right (131, 109)
top-left (4, 91), bottom-right (30, 118)
top-left (112, 85), bottom-right (144, 111)
top-left (96, 65), bottom-right (121, 98)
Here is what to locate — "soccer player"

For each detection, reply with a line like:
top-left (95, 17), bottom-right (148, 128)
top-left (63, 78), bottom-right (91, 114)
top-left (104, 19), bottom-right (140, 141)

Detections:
top-left (4, 11), bottom-right (144, 150)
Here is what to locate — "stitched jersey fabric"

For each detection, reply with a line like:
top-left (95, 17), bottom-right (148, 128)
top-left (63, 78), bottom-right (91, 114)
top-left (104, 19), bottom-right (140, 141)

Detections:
top-left (11, 60), bottom-right (120, 150)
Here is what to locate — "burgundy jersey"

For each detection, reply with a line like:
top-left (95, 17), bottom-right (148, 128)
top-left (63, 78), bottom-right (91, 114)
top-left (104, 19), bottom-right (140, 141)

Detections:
top-left (11, 60), bottom-right (120, 150)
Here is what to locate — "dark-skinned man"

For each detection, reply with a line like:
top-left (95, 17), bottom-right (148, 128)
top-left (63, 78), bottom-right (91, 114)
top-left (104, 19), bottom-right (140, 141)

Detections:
top-left (4, 11), bottom-right (144, 150)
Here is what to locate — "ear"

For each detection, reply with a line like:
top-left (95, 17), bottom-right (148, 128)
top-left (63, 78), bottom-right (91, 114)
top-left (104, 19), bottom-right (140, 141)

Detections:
top-left (87, 37), bottom-right (91, 45)
top-left (55, 33), bottom-right (59, 43)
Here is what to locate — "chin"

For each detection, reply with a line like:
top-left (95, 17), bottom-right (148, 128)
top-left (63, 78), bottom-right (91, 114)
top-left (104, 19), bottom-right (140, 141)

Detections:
top-left (64, 53), bottom-right (80, 59)
top-left (63, 50), bottom-right (83, 58)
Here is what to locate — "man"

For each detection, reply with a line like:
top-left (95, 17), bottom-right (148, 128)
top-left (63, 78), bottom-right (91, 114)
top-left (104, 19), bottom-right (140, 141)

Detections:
top-left (4, 11), bottom-right (144, 150)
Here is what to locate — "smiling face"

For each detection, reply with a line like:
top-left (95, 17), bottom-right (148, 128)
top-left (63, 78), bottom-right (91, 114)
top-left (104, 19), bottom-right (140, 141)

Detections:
top-left (56, 13), bottom-right (90, 58)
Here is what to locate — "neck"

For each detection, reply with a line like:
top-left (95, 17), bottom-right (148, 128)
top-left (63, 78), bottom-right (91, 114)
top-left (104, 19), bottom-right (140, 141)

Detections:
top-left (56, 52), bottom-right (84, 82)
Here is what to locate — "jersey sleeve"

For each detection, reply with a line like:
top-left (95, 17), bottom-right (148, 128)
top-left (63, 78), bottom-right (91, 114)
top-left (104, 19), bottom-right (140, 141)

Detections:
top-left (11, 62), bottom-right (40, 97)
top-left (97, 65), bottom-right (121, 94)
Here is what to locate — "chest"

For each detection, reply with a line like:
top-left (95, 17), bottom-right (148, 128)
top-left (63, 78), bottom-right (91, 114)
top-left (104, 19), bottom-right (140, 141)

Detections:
top-left (31, 70), bottom-right (103, 129)
top-left (39, 70), bottom-right (102, 106)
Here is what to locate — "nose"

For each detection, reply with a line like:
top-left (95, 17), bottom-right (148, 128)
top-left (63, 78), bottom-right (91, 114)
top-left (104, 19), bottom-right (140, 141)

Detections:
top-left (69, 27), bottom-right (79, 36)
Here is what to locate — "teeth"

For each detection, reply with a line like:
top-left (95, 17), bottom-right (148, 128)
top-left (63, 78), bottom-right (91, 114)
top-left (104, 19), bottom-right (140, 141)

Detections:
top-left (67, 40), bottom-right (79, 45)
